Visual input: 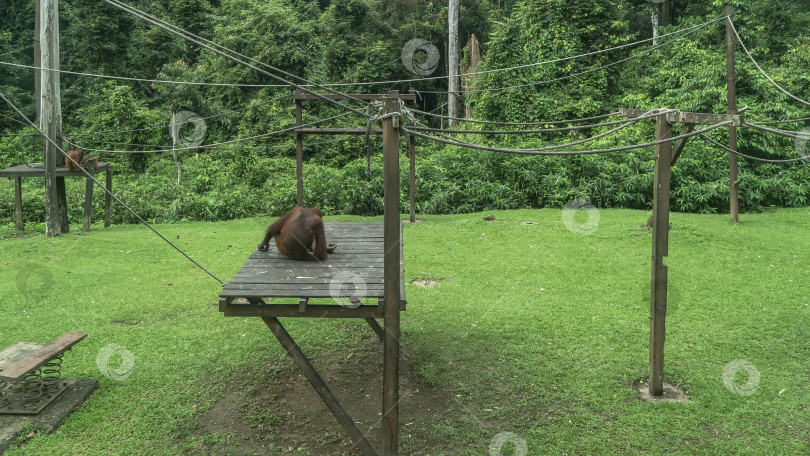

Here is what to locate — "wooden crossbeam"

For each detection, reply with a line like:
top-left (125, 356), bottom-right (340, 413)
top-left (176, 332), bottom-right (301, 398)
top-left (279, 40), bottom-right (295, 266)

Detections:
top-left (619, 108), bottom-right (743, 126)
top-left (293, 92), bottom-right (417, 101)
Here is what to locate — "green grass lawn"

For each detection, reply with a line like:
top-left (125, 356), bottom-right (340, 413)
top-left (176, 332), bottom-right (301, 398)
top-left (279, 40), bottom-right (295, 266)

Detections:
top-left (1, 208), bottom-right (809, 455)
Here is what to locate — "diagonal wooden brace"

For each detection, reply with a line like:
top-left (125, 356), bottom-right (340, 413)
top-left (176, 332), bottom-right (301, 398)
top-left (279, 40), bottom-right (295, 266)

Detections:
top-left (261, 317), bottom-right (378, 456)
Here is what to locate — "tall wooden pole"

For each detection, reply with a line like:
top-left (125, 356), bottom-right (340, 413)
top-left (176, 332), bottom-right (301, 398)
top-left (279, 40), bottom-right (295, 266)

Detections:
top-left (295, 90), bottom-right (304, 206)
top-left (649, 113), bottom-right (672, 396)
top-left (447, 0), bottom-right (459, 127)
top-left (726, 5), bottom-right (740, 223)
top-left (41, 0), bottom-right (62, 237)
top-left (34, 0), bottom-right (41, 127)
top-left (408, 133), bottom-right (415, 223)
top-left (381, 91), bottom-right (401, 456)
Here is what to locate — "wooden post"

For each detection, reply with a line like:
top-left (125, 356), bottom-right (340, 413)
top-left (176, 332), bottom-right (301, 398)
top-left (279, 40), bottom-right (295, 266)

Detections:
top-left (726, 5), bottom-right (740, 223)
top-left (56, 176), bottom-right (68, 233)
top-left (34, 0), bottom-right (41, 127)
top-left (104, 168), bottom-right (112, 227)
top-left (13, 177), bottom-right (24, 231)
top-left (381, 91), bottom-right (401, 455)
top-left (40, 0), bottom-right (62, 237)
top-left (83, 172), bottom-right (94, 232)
top-left (261, 317), bottom-right (377, 456)
top-left (649, 114), bottom-right (672, 396)
top-left (447, 0), bottom-right (459, 127)
top-left (408, 133), bottom-right (416, 223)
top-left (295, 91), bottom-right (304, 206)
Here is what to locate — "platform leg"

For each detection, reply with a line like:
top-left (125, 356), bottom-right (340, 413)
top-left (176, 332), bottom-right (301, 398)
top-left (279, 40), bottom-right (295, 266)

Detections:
top-left (104, 168), bottom-right (112, 228)
top-left (261, 317), bottom-right (378, 456)
top-left (56, 176), bottom-right (68, 233)
top-left (14, 177), bottom-right (24, 231)
top-left (83, 174), bottom-right (93, 232)
top-left (365, 318), bottom-right (384, 341)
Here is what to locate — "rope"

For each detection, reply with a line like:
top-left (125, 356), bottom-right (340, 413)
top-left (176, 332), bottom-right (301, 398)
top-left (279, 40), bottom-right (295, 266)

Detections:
top-left (69, 92), bottom-right (293, 137)
top-left (749, 115), bottom-right (810, 126)
top-left (408, 116), bottom-right (640, 134)
top-left (402, 111), bottom-right (717, 156)
top-left (0, 90), bottom-right (225, 285)
top-left (102, 0), bottom-right (370, 117)
top-left (420, 20), bottom-right (716, 95)
top-left (73, 112), bottom-right (353, 154)
top-left (0, 44), bottom-right (33, 58)
top-left (729, 18), bottom-right (810, 108)
top-left (700, 133), bottom-right (809, 164)
top-left (0, 60), bottom-right (276, 87)
top-left (743, 122), bottom-right (807, 139)
top-left (411, 108), bottom-right (619, 126)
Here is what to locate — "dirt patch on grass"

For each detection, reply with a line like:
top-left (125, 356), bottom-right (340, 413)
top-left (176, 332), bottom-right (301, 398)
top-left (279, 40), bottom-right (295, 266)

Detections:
top-left (410, 279), bottom-right (439, 287)
top-left (633, 378), bottom-right (690, 402)
top-left (187, 334), bottom-right (453, 455)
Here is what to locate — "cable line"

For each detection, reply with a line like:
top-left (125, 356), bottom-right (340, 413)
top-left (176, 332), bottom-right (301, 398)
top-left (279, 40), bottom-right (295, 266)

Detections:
top-left (700, 134), bottom-right (809, 163)
top-left (729, 18), bottom-right (810, 108)
top-left (0, 90), bottom-right (225, 285)
top-left (411, 108), bottom-right (619, 126)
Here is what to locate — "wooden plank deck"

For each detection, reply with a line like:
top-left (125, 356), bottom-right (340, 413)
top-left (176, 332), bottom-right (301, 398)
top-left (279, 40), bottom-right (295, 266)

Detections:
top-left (0, 162), bottom-right (111, 178)
top-left (220, 222), bottom-right (405, 317)
top-left (0, 331), bottom-right (87, 381)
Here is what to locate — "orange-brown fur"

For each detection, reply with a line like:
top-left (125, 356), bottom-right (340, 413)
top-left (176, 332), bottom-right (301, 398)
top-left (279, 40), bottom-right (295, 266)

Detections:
top-left (258, 207), bottom-right (335, 261)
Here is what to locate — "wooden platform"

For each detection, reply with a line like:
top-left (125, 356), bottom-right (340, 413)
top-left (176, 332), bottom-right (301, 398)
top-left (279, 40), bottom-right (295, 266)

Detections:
top-left (0, 163), bottom-right (113, 232)
top-left (219, 222), bottom-right (405, 318)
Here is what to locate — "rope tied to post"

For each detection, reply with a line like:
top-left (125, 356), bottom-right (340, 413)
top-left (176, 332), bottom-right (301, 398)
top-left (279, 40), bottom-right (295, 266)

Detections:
top-left (365, 100), bottom-right (406, 178)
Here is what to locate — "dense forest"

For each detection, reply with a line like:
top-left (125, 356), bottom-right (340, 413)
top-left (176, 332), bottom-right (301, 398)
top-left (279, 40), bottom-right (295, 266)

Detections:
top-left (0, 0), bottom-right (808, 225)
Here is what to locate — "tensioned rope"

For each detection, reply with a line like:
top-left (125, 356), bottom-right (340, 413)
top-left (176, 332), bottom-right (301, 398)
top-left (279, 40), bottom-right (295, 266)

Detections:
top-left (0, 17), bottom-right (726, 92)
top-left (408, 116), bottom-right (641, 134)
top-left (402, 109), bottom-right (691, 155)
top-left (405, 118), bottom-right (730, 156)
top-left (409, 108), bottom-right (619, 126)
top-left (68, 92), bottom-right (294, 138)
top-left (749, 115), bottom-right (810, 126)
top-left (102, 0), bottom-right (370, 117)
top-left (420, 19), bottom-right (717, 95)
top-left (0, 44), bottom-right (33, 58)
top-left (743, 122), bottom-right (808, 139)
top-left (0, 90), bottom-right (225, 285)
top-left (72, 112), bottom-right (353, 154)
top-left (700, 134), bottom-right (809, 164)
top-left (729, 18), bottom-right (810, 108)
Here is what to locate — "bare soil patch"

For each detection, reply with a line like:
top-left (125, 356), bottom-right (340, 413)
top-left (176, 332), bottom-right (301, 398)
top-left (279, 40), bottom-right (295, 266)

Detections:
top-left (633, 378), bottom-right (690, 402)
top-left (410, 279), bottom-right (439, 287)
top-left (187, 334), bottom-right (453, 455)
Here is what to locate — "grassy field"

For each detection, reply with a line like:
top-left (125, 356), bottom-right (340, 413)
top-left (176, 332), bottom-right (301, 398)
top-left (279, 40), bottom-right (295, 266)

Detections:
top-left (1, 208), bottom-right (809, 455)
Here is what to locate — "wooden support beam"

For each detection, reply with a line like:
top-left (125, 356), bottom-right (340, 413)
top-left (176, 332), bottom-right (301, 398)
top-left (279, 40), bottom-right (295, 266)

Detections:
top-left (83, 173), bottom-right (93, 231)
top-left (296, 128), bottom-right (383, 136)
top-left (56, 176), bottom-right (68, 233)
top-left (292, 93), bottom-right (416, 101)
top-left (104, 168), bottom-right (112, 228)
top-left (41, 0), bottom-right (62, 237)
top-left (295, 92), bottom-right (304, 206)
top-left (262, 317), bottom-right (377, 456)
top-left (298, 297), bottom-right (308, 313)
top-left (381, 91), bottom-right (401, 455)
top-left (13, 177), bottom-right (23, 231)
top-left (671, 123), bottom-right (695, 166)
top-left (619, 109), bottom-right (743, 126)
top-left (649, 114), bottom-right (673, 396)
top-left (224, 303), bottom-right (382, 319)
top-left (408, 134), bottom-right (416, 223)
top-left (365, 318), bottom-right (385, 340)
top-left (726, 5), bottom-right (740, 223)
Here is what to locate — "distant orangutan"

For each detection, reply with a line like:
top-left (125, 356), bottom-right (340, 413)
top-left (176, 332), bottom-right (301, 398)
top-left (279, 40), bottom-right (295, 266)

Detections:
top-left (64, 148), bottom-right (99, 171)
top-left (258, 207), bottom-right (336, 261)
